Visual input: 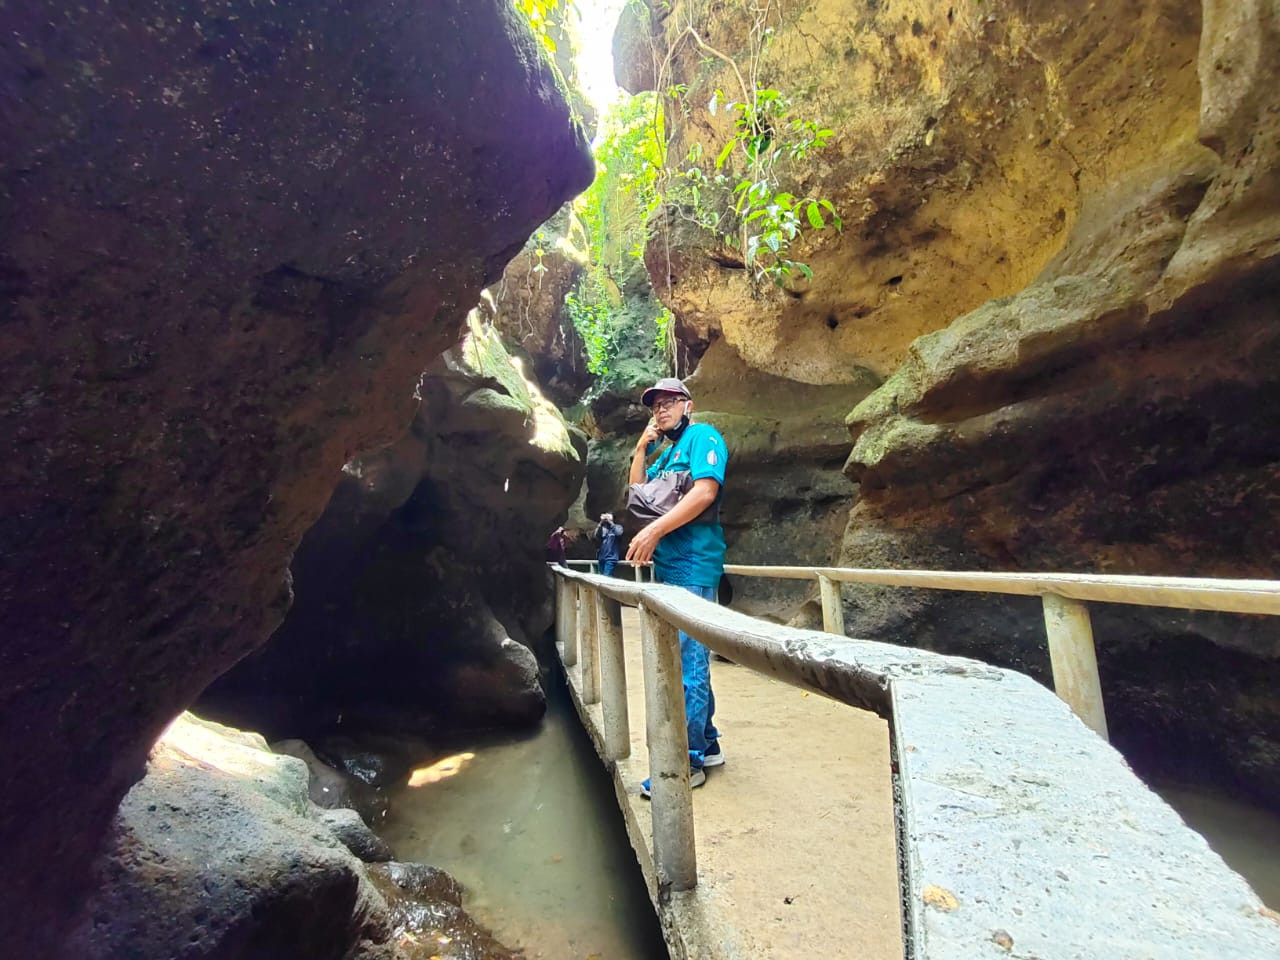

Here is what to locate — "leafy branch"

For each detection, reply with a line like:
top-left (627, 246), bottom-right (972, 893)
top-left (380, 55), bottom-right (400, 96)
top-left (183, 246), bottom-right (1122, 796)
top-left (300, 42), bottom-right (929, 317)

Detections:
top-left (645, 1), bottom-right (843, 286)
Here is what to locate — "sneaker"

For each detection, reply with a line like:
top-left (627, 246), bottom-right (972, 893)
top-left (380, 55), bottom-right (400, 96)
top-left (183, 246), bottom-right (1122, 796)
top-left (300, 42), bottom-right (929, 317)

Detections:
top-left (701, 741), bottom-right (725, 768)
top-left (640, 767), bottom-right (706, 798)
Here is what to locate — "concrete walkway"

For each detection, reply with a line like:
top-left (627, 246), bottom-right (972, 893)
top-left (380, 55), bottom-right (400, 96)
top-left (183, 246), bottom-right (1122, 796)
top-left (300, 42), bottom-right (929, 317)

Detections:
top-left (564, 607), bottom-right (904, 960)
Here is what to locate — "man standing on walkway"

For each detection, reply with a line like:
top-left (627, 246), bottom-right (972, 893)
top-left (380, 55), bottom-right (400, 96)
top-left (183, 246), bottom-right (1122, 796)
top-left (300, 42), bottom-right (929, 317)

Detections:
top-left (593, 513), bottom-right (623, 577)
top-left (626, 377), bottom-right (728, 794)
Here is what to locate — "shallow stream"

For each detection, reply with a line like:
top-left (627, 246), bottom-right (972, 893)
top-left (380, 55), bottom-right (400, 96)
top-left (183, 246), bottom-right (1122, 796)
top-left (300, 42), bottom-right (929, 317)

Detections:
top-left (377, 672), bottom-right (667, 960)
top-left (1155, 782), bottom-right (1280, 908)
top-left (372, 668), bottom-right (1279, 959)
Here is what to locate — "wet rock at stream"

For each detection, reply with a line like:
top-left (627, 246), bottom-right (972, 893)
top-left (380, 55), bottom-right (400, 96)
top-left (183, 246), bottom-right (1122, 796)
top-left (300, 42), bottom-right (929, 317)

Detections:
top-left (66, 714), bottom-right (514, 960)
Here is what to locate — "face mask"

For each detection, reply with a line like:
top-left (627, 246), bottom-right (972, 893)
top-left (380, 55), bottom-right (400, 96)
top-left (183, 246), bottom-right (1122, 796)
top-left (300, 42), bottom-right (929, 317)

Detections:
top-left (661, 401), bottom-right (692, 440)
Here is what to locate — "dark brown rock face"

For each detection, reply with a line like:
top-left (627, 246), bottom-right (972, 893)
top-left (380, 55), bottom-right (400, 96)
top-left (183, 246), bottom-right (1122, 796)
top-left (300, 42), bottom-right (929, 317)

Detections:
top-left (0, 1), bottom-right (592, 953)
top-left (489, 207), bottom-right (594, 406)
top-left (199, 319), bottom-right (586, 743)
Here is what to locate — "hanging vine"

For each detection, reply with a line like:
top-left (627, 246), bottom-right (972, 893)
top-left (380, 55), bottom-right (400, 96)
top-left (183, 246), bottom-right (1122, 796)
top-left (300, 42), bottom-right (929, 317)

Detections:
top-left (638, 0), bottom-right (843, 287)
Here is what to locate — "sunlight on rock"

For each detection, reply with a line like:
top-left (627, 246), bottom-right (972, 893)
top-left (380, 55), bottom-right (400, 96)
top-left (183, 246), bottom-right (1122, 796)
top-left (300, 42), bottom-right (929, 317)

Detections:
top-left (407, 752), bottom-right (477, 788)
top-left (154, 712), bottom-right (287, 781)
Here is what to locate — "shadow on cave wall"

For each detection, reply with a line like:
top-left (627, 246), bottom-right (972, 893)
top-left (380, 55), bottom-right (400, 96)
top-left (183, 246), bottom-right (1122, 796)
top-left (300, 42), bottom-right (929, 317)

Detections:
top-left (200, 318), bottom-right (588, 747)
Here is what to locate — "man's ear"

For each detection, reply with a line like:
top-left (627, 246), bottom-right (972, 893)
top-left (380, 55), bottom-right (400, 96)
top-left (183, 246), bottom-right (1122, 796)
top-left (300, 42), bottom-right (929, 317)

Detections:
top-left (683, 400), bottom-right (692, 417)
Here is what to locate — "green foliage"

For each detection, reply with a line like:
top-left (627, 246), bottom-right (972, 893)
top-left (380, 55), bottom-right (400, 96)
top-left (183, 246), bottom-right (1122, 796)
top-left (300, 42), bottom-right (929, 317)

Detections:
top-left (628, 7), bottom-right (845, 288)
top-left (513, 0), bottom-right (571, 54)
top-left (563, 92), bottom-right (674, 381)
top-left (577, 92), bottom-right (666, 276)
top-left (693, 87), bottom-right (842, 285)
top-left (564, 273), bottom-right (619, 376)
top-left (654, 307), bottom-right (674, 353)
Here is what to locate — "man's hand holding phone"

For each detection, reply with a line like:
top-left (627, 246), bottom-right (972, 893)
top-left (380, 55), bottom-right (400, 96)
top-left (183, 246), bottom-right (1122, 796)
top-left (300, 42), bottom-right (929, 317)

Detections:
top-left (636, 418), bottom-right (661, 454)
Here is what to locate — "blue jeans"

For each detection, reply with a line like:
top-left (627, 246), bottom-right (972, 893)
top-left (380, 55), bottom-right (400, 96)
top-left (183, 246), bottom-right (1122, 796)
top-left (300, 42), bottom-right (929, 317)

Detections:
top-left (675, 583), bottom-right (720, 769)
top-left (599, 557), bottom-right (617, 577)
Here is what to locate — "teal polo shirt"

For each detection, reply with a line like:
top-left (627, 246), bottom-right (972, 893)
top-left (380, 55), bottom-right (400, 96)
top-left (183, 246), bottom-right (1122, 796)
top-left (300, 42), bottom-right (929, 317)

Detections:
top-left (646, 422), bottom-right (728, 588)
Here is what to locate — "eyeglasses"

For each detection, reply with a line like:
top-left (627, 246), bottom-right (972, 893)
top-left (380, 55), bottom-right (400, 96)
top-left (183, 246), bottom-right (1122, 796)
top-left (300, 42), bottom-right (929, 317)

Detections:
top-left (652, 396), bottom-right (687, 412)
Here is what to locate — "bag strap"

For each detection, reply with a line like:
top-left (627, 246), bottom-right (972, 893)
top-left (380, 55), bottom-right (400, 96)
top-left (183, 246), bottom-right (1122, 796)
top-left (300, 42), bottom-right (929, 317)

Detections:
top-left (652, 426), bottom-right (696, 474)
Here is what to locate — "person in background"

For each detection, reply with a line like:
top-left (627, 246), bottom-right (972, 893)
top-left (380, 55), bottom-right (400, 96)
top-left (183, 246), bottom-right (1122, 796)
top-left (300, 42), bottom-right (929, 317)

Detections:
top-left (625, 377), bottom-right (728, 795)
top-left (594, 513), bottom-right (624, 577)
top-left (545, 526), bottom-right (568, 567)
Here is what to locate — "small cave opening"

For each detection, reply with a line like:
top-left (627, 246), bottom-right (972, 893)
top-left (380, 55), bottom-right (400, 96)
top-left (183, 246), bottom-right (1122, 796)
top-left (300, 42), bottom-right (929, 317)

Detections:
top-left (826, 315), bottom-right (839, 330)
top-left (886, 274), bottom-right (904, 286)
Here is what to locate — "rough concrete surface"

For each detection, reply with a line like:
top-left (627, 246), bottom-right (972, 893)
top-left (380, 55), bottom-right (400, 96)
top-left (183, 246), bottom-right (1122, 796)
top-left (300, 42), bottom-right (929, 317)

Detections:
top-left (566, 607), bottom-right (904, 960)
top-left (557, 574), bottom-right (1280, 959)
top-left (895, 670), bottom-right (1280, 959)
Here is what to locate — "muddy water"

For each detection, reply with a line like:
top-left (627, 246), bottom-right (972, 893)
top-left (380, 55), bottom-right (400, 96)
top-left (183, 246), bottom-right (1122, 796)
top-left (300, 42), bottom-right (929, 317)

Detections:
top-left (378, 673), bottom-right (667, 960)
top-left (1155, 782), bottom-right (1280, 908)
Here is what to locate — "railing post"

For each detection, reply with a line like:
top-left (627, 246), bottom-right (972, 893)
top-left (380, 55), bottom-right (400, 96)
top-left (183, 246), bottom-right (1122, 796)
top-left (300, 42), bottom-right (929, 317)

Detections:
top-left (638, 601), bottom-right (697, 891)
top-left (555, 576), bottom-right (566, 652)
top-left (633, 562), bottom-right (642, 583)
top-left (818, 574), bottom-right (845, 636)
top-left (1042, 593), bottom-right (1109, 740)
top-left (563, 581), bottom-right (579, 667)
top-left (581, 587), bottom-right (601, 705)
top-left (596, 594), bottom-right (630, 760)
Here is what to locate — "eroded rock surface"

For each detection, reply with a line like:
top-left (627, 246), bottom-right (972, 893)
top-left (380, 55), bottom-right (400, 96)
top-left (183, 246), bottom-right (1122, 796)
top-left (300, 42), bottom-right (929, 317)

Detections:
top-left (0, 1), bottom-right (592, 951)
top-left (620, 0), bottom-right (1204, 383)
top-left (613, 0), bottom-right (1280, 803)
top-left (489, 206), bottom-right (594, 406)
top-left (201, 316), bottom-right (585, 741)
top-left (838, 8), bottom-right (1280, 802)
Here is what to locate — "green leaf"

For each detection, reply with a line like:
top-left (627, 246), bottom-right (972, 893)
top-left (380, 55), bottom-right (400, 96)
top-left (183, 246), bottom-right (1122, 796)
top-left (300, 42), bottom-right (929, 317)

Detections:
top-left (715, 139), bottom-right (735, 170)
top-left (774, 192), bottom-right (794, 209)
top-left (797, 262), bottom-right (814, 279)
top-left (806, 201), bottom-right (825, 229)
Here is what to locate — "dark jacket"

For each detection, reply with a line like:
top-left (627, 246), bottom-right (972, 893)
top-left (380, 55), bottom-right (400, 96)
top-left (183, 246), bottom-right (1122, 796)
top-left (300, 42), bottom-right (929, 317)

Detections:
top-left (594, 521), bottom-right (623, 562)
top-left (545, 529), bottom-right (568, 565)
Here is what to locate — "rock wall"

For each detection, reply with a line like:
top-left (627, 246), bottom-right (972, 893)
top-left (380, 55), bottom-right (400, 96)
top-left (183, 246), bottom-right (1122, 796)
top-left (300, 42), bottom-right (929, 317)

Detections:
top-left (201, 314), bottom-right (587, 743)
top-left (621, 0), bottom-right (1204, 384)
top-left (617, 0), bottom-right (1280, 804)
top-left (841, 0), bottom-right (1280, 804)
top-left (490, 206), bottom-right (595, 406)
top-left (0, 1), bottom-right (592, 953)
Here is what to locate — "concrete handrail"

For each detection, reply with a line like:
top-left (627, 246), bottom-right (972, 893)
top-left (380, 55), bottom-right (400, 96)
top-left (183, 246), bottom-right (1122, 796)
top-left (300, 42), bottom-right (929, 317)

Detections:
top-left (550, 566), bottom-right (1280, 959)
